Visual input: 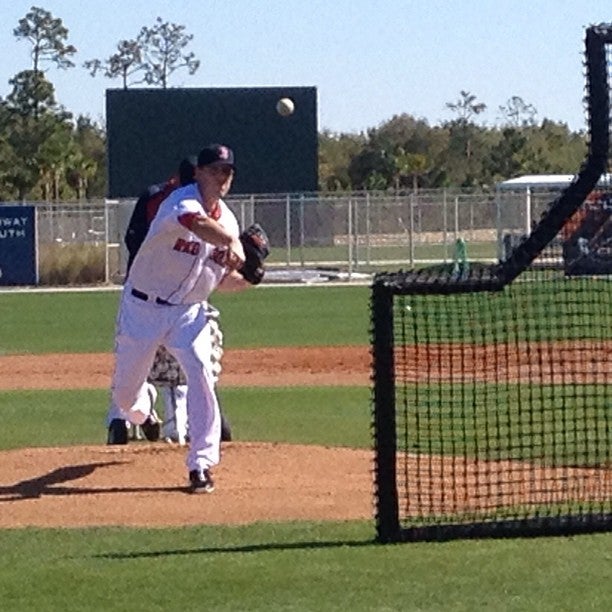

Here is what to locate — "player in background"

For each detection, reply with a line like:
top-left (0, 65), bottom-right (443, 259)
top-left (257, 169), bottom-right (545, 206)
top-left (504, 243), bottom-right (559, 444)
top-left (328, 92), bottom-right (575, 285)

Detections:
top-left (107, 155), bottom-right (232, 446)
top-left (124, 157), bottom-right (198, 273)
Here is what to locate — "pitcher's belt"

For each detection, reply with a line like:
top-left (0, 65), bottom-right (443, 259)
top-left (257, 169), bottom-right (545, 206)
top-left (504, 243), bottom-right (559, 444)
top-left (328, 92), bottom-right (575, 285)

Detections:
top-left (131, 288), bottom-right (173, 306)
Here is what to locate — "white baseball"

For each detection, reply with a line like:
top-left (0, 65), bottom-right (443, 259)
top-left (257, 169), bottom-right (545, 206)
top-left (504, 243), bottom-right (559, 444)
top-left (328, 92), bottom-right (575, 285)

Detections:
top-left (276, 97), bottom-right (295, 116)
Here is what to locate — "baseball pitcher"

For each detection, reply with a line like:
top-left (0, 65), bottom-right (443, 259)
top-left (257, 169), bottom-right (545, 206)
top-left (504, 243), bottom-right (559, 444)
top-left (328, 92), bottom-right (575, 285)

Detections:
top-left (109, 143), bottom-right (270, 493)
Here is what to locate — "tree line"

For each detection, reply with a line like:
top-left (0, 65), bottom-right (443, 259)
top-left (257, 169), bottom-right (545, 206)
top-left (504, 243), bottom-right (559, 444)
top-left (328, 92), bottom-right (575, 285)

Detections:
top-left (319, 92), bottom-right (587, 192)
top-left (0, 6), bottom-right (588, 202)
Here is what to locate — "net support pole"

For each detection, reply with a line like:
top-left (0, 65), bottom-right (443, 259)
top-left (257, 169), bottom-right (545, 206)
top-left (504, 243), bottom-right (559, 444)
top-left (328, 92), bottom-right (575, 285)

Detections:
top-left (525, 187), bottom-right (532, 237)
top-left (371, 280), bottom-right (400, 542)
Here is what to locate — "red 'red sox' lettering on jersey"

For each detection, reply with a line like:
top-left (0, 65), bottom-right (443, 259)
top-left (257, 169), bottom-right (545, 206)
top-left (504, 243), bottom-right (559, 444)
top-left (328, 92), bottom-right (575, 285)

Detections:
top-left (210, 247), bottom-right (227, 266)
top-left (173, 237), bottom-right (201, 255)
top-left (128, 183), bottom-right (240, 304)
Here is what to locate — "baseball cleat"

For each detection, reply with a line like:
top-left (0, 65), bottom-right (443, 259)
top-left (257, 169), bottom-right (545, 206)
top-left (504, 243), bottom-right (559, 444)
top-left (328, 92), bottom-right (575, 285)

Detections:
top-left (141, 410), bottom-right (161, 442)
top-left (107, 419), bottom-right (128, 445)
top-left (188, 469), bottom-right (215, 494)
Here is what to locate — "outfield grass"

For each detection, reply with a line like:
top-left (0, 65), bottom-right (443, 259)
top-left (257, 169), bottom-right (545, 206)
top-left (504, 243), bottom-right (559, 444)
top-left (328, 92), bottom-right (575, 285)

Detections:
top-left (401, 383), bottom-right (610, 464)
top-left (0, 285), bottom-right (370, 353)
top-left (0, 387), bottom-right (371, 451)
top-left (1, 279), bottom-right (606, 354)
top-left (404, 276), bottom-right (611, 343)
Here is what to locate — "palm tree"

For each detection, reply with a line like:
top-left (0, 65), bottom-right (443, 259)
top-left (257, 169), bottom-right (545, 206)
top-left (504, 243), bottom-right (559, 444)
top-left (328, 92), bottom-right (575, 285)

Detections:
top-left (394, 148), bottom-right (430, 192)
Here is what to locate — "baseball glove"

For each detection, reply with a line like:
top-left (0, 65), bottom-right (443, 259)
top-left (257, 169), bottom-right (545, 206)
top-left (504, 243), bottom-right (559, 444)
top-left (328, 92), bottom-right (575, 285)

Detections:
top-left (238, 223), bottom-right (270, 285)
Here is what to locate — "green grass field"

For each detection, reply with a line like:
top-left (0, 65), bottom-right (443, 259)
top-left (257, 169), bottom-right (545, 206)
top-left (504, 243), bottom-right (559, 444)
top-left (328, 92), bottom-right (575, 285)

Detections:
top-left (0, 524), bottom-right (609, 612)
top-left (0, 387), bottom-right (371, 451)
top-left (1, 278), bottom-right (608, 353)
top-left (403, 276), bottom-right (611, 343)
top-left (0, 286), bottom-right (370, 353)
top-left (0, 286), bottom-right (610, 611)
top-left (400, 382), bottom-right (610, 465)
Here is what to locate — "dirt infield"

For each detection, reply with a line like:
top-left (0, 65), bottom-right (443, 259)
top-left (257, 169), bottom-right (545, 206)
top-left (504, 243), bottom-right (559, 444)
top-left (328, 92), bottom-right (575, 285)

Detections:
top-left (0, 346), bottom-right (371, 390)
top-left (0, 346), bottom-right (373, 528)
top-left (2, 340), bottom-right (608, 391)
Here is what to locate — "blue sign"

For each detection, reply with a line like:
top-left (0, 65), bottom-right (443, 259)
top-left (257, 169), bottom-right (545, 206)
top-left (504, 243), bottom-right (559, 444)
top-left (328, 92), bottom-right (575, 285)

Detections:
top-left (0, 206), bottom-right (38, 285)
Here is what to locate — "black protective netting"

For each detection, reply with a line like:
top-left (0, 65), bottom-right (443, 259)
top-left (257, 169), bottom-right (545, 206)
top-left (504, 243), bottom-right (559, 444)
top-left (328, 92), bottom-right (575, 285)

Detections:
top-left (393, 272), bottom-right (610, 529)
top-left (372, 25), bottom-right (612, 541)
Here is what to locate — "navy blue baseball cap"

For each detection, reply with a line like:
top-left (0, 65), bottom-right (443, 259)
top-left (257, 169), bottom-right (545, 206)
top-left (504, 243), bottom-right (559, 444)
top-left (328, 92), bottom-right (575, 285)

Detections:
top-left (197, 144), bottom-right (235, 169)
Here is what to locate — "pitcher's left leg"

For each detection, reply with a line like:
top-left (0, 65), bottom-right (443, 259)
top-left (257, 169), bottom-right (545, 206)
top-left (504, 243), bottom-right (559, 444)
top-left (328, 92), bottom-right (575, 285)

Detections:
top-left (168, 304), bottom-right (221, 492)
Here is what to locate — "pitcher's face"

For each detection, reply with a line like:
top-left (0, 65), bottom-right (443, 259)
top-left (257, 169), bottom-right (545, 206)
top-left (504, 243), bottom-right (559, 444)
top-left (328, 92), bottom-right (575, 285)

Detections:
top-left (197, 164), bottom-right (235, 198)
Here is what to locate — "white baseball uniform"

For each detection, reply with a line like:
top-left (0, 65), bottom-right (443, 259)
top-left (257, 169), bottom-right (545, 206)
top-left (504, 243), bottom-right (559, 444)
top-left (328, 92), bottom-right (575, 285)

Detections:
top-left (110, 182), bottom-right (239, 473)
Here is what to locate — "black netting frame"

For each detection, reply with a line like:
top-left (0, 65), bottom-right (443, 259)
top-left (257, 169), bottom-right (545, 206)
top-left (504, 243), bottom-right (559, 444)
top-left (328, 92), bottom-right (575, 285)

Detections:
top-left (372, 24), bottom-right (612, 543)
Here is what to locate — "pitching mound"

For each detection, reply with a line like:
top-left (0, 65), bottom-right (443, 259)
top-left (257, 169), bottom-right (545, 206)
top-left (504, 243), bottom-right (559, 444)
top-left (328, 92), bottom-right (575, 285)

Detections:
top-left (0, 442), bottom-right (373, 528)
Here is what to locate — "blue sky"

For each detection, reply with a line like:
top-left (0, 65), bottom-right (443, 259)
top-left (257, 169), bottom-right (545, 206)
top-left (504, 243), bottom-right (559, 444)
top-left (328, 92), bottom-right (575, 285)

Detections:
top-left (0, 1), bottom-right (610, 133)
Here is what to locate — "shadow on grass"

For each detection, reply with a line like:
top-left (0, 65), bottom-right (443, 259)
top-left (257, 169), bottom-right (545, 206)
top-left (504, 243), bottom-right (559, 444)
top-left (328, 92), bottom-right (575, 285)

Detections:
top-left (96, 538), bottom-right (380, 559)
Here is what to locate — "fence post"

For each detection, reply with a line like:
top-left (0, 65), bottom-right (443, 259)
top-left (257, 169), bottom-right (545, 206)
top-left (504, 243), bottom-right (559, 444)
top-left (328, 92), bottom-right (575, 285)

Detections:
top-left (353, 195), bottom-right (359, 271)
top-left (104, 200), bottom-right (111, 284)
top-left (299, 194), bottom-right (305, 267)
top-left (365, 192), bottom-right (371, 265)
top-left (347, 197), bottom-right (353, 279)
top-left (454, 195), bottom-right (460, 239)
top-left (470, 196), bottom-right (475, 240)
top-left (495, 187), bottom-right (503, 261)
top-left (285, 194), bottom-right (291, 267)
top-left (239, 199), bottom-right (246, 229)
top-left (443, 189), bottom-right (449, 262)
top-left (525, 187), bottom-right (532, 236)
top-left (409, 193), bottom-right (415, 267)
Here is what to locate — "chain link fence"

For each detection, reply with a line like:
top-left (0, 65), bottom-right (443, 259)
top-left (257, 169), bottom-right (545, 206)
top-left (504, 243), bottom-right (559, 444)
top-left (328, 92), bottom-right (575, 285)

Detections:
top-left (4, 188), bottom-right (558, 284)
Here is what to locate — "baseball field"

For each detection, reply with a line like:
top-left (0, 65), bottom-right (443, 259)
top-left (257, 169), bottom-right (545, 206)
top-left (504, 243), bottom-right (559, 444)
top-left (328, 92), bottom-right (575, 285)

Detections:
top-left (0, 285), bottom-right (610, 611)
